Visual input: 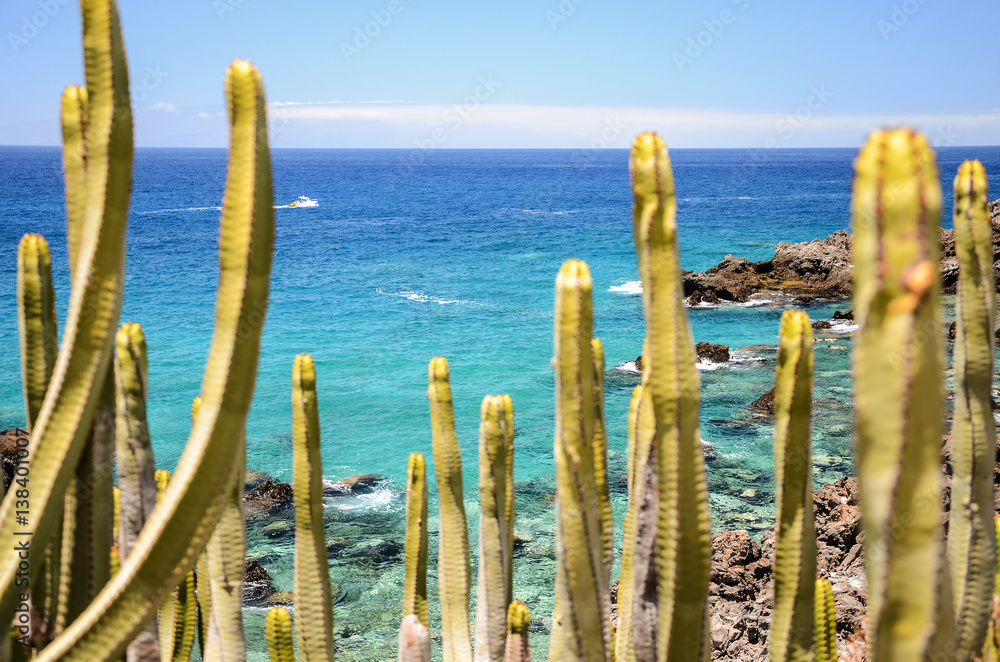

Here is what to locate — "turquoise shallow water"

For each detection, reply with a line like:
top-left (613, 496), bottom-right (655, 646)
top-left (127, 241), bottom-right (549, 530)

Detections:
top-left (2, 145), bottom-right (1000, 659)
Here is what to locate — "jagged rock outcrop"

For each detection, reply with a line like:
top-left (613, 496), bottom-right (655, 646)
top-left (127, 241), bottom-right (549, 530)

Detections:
top-left (696, 342), bottom-right (731, 364)
top-left (748, 387), bottom-right (776, 415)
top-left (682, 199), bottom-right (1000, 303)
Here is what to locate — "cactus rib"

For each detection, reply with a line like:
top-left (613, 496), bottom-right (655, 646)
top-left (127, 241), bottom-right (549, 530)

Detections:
top-left (17, 234), bottom-right (58, 432)
top-left (403, 453), bottom-right (429, 627)
top-left (550, 259), bottom-right (609, 661)
top-left (768, 309), bottom-right (816, 662)
top-left (631, 132), bottom-right (712, 662)
top-left (265, 607), bottom-right (295, 662)
top-left (292, 354), bottom-right (335, 661)
top-left (475, 395), bottom-right (511, 662)
top-left (948, 159), bottom-right (997, 660)
top-left (427, 357), bottom-right (473, 662)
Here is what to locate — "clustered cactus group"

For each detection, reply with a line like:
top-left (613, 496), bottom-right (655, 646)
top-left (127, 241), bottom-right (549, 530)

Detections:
top-left (3, 1), bottom-right (1000, 661)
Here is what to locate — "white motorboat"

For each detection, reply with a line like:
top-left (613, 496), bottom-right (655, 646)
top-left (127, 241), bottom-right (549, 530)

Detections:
top-left (286, 196), bottom-right (318, 207)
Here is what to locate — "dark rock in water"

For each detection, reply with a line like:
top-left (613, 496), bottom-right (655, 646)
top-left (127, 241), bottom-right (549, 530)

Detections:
top-left (832, 309), bottom-right (853, 321)
top-left (244, 480), bottom-right (294, 510)
top-left (243, 559), bottom-right (274, 603)
top-left (0, 429), bottom-right (28, 491)
top-left (812, 319), bottom-right (832, 331)
top-left (795, 295), bottom-right (815, 305)
top-left (327, 537), bottom-right (351, 558)
top-left (748, 387), bottom-right (776, 415)
top-left (688, 289), bottom-right (721, 306)
top-left (325, 473), bottom-right (386, 496)
top-left (696, 342), bottom-right (730, 364)
top-left (360, 540), bottom-right (402, 565)
top-left (633, 355), bottom-right (643, 373)
top-left (948, 321), bottom-right (957, 341)
top-left (244, 470), bottom-right (272, 491)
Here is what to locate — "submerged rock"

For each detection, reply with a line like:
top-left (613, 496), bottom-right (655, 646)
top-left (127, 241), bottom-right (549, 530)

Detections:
top-left (243, 559), bottom-right (274, 603)
top-left (747, 387), bottom-right (776, 416)
top-left (244, 480), bottom-right (294, 510)
top-left (812, 319), bottom-right (832, 331)
top-left (324, 473), bottom-right (386, 496)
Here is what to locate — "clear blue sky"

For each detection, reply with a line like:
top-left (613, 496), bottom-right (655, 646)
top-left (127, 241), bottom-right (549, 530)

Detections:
top-left (2, 0), bottom-right (999, 148)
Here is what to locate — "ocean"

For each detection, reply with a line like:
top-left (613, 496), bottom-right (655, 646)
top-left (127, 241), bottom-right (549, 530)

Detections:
top-left (2, 145), bottom-right (999, 659)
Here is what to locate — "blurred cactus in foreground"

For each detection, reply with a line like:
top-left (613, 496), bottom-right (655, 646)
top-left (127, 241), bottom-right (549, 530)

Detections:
top-left (814, 578), bottom-right (837, 662)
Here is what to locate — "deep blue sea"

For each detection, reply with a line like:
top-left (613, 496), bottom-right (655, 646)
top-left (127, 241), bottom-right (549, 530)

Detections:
top-left (2, 145), bottom-right (999, 660)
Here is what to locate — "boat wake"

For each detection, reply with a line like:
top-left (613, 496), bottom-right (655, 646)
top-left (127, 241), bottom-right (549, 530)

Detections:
top-left (376, 288), bottom-right (471, 305)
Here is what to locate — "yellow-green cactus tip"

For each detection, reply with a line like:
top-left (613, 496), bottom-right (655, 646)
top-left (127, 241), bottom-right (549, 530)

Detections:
top-left (408, 452), bottom-right (425, 475)
top-left (115, 321), bottom-right (144, 347)
top-left (191, 396), bottom-right (202, 420)
top-left (155, 469), bottom-right (170, 497)
top-left (779, 309), bottom-right (811, 337)
top-left (19, 232), bottom-right (48, 254)
top-left (294, 352), bottom-right (316, 383)
top-left (229, 59), bottom-right (256, 79)
top-left (556, 259), bottom-right (592, 291)
top-left (955, 159), bottom-right (987, 187)
top-left (507, 600), bottom-right (530, 635)
top-left (428, 356), bottom-right (450, 381)
top-left (629, 132), bottom-right (672, 194)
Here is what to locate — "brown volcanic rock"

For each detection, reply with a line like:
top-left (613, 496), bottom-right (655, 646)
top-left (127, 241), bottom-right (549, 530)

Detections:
top-left (684, 199), bottom-right (1000, 304)
top-left (244, 480), bottom-right (294, 510)
top-left (0, 429), bottom-right (28, 491)
top-left (748, 387), bottom-right (776, 415)
top-left (696, 342), bottom-right (731, 364)
top-left (707, 477), bottom-right (866, 661)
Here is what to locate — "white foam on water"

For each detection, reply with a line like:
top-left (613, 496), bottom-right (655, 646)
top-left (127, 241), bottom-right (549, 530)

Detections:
top-left (613, 361), bottom-right (641, 374)
top-left (138, 206), bottom-right (221, 214)
top-left (609, 281), bottom-right (643, 295)
top-left (375, 288), bottom-right (470, 305)
top-left (829, 321), bottom-right (859, 333)
top-left (328, 487), bottom-right (397, 513)
top-left (696, 359), bottom-right (725, 371)
top-left (736, 298), bottom-right (775, 307)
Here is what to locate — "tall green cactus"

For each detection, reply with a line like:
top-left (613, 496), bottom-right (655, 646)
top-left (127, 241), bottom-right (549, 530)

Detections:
top-left (501, 394), bottom-right (516, 614)
top-left (813, 578), bottom-right (837, 662)
top-left (60, 84), bottom-right (89, 274)
top-left (291, 353), bottom-right (335, 662)
top-left (504, 601), bottom-right (530, 662)
top-left (33, 53), bottom-right (275, 661)
top-left (475, 395), bottom-right (511, 662)
top-left (114, 322), bottom-right (162, 662)
top-left (0, 0), bottom-right (133, 629)
top-left (550, 258), bottom-right (610, 662)
top-left (630, 132), bottom-right (712, 661)
top-left (265, 606), bottom-right (295, 662)
top-left (403, 452), bottom-right (429, 627)
top-left (427, 357), bottom-right (473, 662)
top-left (768, 309), bottom-right (816, 662)
top-left (948, 159), bottom-right (997, 660)
top-left (851, 127), bottom-right (953, 660)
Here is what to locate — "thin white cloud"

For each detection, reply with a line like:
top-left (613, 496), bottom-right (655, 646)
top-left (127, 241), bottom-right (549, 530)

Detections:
top-left (197, 111), bottom-right (213, 119)
top-left (150, 102), bottom-right (177, 112)
top-left (262, 102), bottom-right (1000, 148)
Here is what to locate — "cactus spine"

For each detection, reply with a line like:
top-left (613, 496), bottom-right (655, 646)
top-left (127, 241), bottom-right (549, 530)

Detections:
top-left (265, 607), bottom-right (295, 662)
top-left (550, 258), bottom-right (610, 661)
top-left (291, 354), bottom-right (335, 661)
top-left (504, 601), bottom-right (530, 662)
top-left (398, 614), bottom-right (432, 662)
top-left (813, 578), bottom-right (837, 662)
top-left (948, 159), bottom-right (997, 660)
top-left (851, 127), bottom-right (953, 660)
top-left (34, 54), bottom-right (275, 661)
top-left (475, 395), bottom-right (512, 662)
top-left (768, 309), bottom-right (816, 662)
top-left (403, 453), bottom-right (429, 627)
top-left (630, 132), bottom-right (712, 661)
top-left (427, 357), bottom-right (473, 662)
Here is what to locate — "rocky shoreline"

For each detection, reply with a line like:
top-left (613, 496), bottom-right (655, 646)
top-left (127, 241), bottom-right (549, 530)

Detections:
top-left (683, 199), bottom-right (1000, 305)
